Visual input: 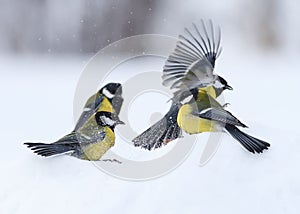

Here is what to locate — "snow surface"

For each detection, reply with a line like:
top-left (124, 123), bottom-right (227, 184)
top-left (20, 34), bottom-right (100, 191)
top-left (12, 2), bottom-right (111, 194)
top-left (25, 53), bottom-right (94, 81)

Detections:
top-left (1, 50), bottom-right (300, 214)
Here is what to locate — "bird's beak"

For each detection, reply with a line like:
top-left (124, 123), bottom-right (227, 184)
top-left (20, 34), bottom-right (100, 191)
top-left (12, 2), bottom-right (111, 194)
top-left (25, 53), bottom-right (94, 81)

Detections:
top-left (116, 120), bottom-right (125, 125)
top-left (225, 85), bottom-right (233, 90)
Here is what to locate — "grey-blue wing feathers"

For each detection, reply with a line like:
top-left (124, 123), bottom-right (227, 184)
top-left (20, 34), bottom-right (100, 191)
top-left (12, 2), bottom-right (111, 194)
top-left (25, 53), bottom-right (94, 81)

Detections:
top-left (193, 108), bottom-right (247, 128)
top-left (162, 20), bottom-right (222, 90)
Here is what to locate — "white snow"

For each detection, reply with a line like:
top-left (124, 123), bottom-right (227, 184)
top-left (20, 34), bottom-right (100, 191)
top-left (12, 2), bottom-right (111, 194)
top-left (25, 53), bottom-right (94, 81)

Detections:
top-left (0, 49), bottom-right (300, 214)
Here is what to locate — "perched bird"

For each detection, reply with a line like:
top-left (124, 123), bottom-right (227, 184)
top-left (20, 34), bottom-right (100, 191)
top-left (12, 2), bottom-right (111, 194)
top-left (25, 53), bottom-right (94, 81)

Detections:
top-left (24, 82), bottom-right (124, 161)
top-left (177, 89), bottom-right (270, 153)
top-left (133, 20), bottom-right (232, 150)
top-left (24, 111), bottom-right (124, 160)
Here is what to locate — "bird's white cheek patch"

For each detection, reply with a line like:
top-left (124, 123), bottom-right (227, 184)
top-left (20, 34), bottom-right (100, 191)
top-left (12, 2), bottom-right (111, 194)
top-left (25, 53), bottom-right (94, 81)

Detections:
top-left (213, 80), bottom-right (224, 89)
top-left (102, 88), bottom-right (115, 99)
top-left (100, 116), bottom-right (115, 126)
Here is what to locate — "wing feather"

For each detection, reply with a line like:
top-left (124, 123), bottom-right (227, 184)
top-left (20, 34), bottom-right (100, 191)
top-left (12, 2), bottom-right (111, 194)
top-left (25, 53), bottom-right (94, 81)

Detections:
top-left (194, 108), bottom-right (247, 128)
top-left (163, 20), bottom-right (222, 90)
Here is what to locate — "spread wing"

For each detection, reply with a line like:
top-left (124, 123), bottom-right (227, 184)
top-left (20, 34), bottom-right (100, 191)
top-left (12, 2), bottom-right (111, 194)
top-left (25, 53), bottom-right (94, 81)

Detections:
top-left (162, 20), bottom-right (222, 91)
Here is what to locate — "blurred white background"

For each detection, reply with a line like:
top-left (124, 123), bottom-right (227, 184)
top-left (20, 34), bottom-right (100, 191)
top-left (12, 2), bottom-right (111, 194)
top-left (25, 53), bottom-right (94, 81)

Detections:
top-left (1, 0), bottom-right (300, 54)
top-left (1, 1), bottom-right (300, 214)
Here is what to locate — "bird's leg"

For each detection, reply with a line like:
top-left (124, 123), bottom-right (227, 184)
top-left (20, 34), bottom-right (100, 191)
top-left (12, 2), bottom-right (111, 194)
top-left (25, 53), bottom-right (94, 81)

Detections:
top-left (100, 158), bottom-right (122, 164)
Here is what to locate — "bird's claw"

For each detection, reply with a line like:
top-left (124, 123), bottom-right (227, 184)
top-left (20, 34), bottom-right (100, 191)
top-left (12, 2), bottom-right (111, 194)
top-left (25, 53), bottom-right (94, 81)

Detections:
top-left (100, 158), bottom-right (122, 164)
top-left (222, 103), bottom-right (230, 108)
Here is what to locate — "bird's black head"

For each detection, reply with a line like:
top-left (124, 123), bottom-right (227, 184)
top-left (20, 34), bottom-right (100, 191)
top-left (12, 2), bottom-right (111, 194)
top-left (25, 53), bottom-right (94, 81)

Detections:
top-left (213, 75), bottom-right (233, 97)
top-left (190, 88), bottom-right (199, 100)
top-left (95, 111), bottom-right (125, 129)
top-left (99, 83), bottom-right (122, 100)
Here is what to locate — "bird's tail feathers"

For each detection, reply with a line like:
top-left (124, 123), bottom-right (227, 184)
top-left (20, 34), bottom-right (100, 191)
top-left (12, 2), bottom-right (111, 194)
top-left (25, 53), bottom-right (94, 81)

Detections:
top-left (24, 142), bottom-right (78, 157)
top-left (133, 119), bottom-right (182, 150)
top-left (225, 124), bottom-right (270, 154)
top-left (133, 103), bottom-right (182, 150)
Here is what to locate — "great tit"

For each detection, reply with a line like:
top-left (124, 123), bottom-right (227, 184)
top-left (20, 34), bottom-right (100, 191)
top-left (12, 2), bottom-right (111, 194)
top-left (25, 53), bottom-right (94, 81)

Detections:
top-left (24, 111), bottom-right (124, 160)
top-left (133, 20), bottom-right (232, 150)
top-left (74, 82), bottom-right (123, 131)
top-left (24, 83), bottom-right (124, 161)
top-left (177, 89), bottom-right (270, 153)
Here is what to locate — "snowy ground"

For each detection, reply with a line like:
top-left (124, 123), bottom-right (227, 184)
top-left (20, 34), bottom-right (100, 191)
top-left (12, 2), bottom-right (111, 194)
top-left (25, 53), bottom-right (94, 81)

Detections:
top-left (1, 49), bottom-right (300, 214)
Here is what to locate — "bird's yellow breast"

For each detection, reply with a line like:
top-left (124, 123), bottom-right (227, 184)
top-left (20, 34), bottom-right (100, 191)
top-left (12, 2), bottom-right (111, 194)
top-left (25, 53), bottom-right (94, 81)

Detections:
top-left (177, 104), bottom-right (219, 134)
top-left (177, 86), bottom-right (218, 134)
top-left (98, 97), bottom-right (114, 113)
top-left (82, 127), bottom-right (115, 161)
